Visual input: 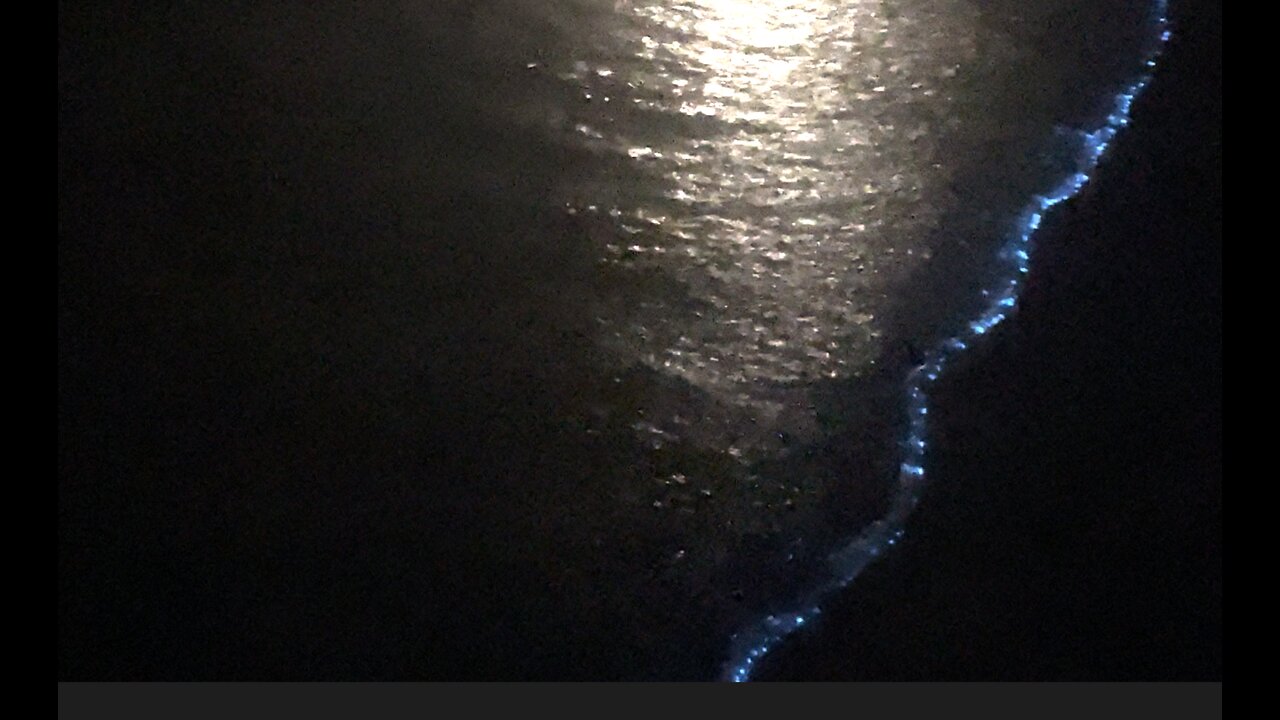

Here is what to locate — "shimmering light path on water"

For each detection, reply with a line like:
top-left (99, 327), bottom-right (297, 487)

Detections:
top-left (722, 1), bottom-right (1172, 682)
top-left (562, 0), bottom-right (982, 444)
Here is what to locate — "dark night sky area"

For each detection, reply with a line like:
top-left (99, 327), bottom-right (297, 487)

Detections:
top-left (59, 0), bottom-right (1220, 680)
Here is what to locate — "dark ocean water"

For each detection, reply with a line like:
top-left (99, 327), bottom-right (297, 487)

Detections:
top-left (59, 1), bottom-right (1194, 679)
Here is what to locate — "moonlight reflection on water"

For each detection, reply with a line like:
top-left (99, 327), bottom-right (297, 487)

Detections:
top-left (553, 0), bottom-right (978, 440)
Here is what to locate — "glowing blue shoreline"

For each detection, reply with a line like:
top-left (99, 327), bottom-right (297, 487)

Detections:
top-left (721, 1), bottom-right (1172, 682)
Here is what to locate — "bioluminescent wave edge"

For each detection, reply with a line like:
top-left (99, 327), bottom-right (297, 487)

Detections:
top-left (721, 0), bottom-right (1172, 682)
